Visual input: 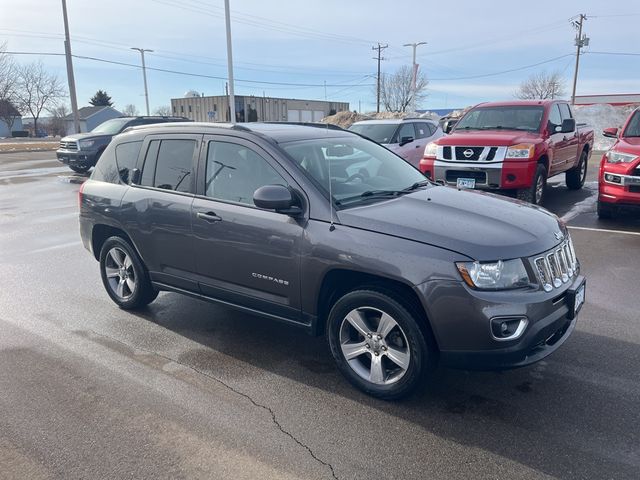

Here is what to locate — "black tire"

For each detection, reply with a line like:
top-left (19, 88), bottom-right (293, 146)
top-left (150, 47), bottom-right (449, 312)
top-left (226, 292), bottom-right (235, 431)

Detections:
top-left (99, 236), bottom-right (158, 309)
top-left (566, 149), bottom-right (588, 190)
top-left (517, 164), bottom-right (547, 205)
top-left (69, 165), bottom-right (90, 174)
top-left (327, 289), bottom-right (430, 400)
top-left (597, 200), bottom-right (615, 219)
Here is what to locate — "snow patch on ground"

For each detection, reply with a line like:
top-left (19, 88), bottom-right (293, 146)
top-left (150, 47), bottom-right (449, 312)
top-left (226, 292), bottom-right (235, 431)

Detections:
top-left (574, 104), bottom-right (638, 151)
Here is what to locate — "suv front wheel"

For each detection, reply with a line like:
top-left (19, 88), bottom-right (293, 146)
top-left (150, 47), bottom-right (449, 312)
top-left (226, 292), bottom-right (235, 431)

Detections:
top-left (99, 236), bottom-right (158, 309)
top-left (327, 289), bottom-right (429, 400)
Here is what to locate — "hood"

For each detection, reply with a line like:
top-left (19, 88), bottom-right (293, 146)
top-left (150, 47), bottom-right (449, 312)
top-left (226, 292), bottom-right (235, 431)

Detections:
top-left (337, 186), bottom-right (565, 261)
top-left (616, 136), bottom-right (640, 154)
top-left (437, 130), bottom-right (540, 147)
top-left (61, 132), bottom-right (112, 141)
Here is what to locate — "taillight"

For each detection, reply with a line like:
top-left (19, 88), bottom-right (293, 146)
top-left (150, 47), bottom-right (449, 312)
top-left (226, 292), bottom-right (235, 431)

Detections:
top-left (78, 181), bottom-right (86, 209)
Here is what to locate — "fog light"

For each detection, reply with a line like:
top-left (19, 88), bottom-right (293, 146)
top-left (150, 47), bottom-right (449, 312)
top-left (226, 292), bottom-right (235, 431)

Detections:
top-left (604, 173), bottom-right (622, 184)
top-left (490, 317), bottom-right (528, 341)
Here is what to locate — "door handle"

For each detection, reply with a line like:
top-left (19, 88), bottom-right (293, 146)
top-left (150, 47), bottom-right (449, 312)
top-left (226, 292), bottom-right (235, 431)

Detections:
top-left (415, 144), bottom-right (422, 149)
top-left (196, 211), bottom-right (222, 222)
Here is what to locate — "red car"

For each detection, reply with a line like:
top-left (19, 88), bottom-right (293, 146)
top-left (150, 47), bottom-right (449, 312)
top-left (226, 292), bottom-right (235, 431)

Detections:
top-left (598, 108), bottom-right (640, 218)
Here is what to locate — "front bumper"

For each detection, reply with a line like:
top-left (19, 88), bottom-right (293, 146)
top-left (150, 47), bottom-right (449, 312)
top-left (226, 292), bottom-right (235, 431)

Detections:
top-left (420, 274), bottom-right (584, 370)
top-left (420, 157), bottom-right (536, 190)
top-left (56, 149), bottom-right (99, 168)
top-left (599, 171), bottom-right (640, 207)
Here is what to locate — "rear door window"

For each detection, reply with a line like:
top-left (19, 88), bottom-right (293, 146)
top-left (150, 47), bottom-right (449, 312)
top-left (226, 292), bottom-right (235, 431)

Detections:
top-left (140, 138), bottom-right (196, 193)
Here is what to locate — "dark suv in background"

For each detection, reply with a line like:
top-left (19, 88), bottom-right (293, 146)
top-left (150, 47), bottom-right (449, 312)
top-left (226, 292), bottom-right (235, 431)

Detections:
top-left (79, 122), bottom-right (585, 399)
top-left (57, 116), bottom-right (189, 173)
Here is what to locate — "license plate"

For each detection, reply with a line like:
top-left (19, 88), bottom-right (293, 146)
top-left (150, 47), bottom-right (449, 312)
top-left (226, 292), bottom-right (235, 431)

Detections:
top-left (574, 283), bottom-right (585, 315)
top-left (457, 178), bottom-right (475, 189)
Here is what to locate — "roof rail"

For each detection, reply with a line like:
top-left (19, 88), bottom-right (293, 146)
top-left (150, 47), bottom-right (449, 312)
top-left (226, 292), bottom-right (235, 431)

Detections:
top-left (262, 121), bottom-right (345, 130)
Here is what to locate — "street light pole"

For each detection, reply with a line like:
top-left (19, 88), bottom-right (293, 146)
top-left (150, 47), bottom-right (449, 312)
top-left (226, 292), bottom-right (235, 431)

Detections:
top-left (570, 14), bottom-right (588, 106)
top-left (403, 42), bottom-right (427, 112)
top-left (224, 0), bottom-right (236, 123)
top-left (131, 47), bottom-right (153, 115)
top-left (61, 0), bottom-right (80, 133)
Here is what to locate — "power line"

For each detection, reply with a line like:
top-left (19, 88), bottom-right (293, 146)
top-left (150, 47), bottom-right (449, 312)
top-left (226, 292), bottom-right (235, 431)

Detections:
top-left (4, 50), bottom-right (376, 88)
top-left (427, 54), bottom-right (575, 81)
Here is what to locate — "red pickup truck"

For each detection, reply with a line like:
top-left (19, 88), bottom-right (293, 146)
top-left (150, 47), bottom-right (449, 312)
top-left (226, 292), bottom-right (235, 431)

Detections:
top-left (598, 107), bottom-right (640, 218)
top-left (420, 100), bottom-right (594, 205)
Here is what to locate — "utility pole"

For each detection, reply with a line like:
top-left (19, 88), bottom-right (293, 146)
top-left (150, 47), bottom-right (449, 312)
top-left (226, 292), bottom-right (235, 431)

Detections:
top-left (61, 0), bottom-right (80, 133)
top-left (131, 47), bottom-right (153, 115)
top-left (403, 42), bottom-right (427, 112)
top-left (571, 14), bottom-right (589, 105)
top-left (372, 43), bottom-right (388, 113)
top-left (224, 0), bottom-right (236, 123)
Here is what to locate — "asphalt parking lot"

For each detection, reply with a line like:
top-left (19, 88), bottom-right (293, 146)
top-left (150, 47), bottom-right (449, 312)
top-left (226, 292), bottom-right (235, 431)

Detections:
top-left (1, 151), bottom-right (638, 479)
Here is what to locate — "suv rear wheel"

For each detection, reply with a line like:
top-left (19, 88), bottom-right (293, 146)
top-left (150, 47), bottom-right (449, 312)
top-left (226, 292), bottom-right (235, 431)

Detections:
top-left (327, 289), bottom-right (429, 400)
top-left (99, 236), bottom-right (158, 309)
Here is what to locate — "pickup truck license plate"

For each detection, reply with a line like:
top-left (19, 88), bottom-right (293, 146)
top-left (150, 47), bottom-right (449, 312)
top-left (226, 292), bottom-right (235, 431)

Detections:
top-left (457, 178), bottom-right (475, 189)
top-left (574, 283), bottom-right (585, 315)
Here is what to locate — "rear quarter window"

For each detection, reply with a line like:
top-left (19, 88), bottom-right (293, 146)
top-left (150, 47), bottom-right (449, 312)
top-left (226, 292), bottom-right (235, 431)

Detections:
top-left (115, 141), bottom-right (142, 183)
top-left (91, 144), bottom-right (118, 183)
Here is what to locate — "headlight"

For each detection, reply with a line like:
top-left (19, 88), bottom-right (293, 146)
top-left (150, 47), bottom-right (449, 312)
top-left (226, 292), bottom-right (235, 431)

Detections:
top-left (456, 259), bottom-right (530, 290)
top-left (424, 142), bottom-right (438, 157)
top-left (605, 150), bottom-right (637, 164)
top-left (78, 139), bottom-right (95, 149)
top-left (505, 143), bottom-right (535, 159)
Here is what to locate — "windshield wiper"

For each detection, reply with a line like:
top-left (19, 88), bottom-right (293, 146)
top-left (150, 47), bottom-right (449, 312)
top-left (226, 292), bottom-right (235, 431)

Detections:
top-left (402, 179), bottom-right (432, 192)
top-left (476, 126), bottom-right (533, 132)
top-left (335, 189), bottom-right (404, 205)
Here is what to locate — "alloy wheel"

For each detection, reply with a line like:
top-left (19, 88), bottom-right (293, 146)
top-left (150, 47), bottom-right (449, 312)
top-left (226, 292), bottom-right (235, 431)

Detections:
top-left (104, 247), bottom-right (136, 299)
top-left (339, 307), bottom-right (411, 385)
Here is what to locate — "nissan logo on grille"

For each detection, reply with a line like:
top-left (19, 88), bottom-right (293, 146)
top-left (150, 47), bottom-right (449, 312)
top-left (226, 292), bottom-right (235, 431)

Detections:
top-left (463, 149), bottom-right (474, 158)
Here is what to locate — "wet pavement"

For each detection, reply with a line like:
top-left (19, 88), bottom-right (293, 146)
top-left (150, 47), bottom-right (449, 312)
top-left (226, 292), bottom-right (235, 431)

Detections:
top-left (0, 152), bottom-right (638, 479)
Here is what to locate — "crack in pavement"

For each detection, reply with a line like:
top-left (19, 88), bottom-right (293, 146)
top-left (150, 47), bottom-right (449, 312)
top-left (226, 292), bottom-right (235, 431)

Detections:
top-left (83, 329), bottom-right (340, 480)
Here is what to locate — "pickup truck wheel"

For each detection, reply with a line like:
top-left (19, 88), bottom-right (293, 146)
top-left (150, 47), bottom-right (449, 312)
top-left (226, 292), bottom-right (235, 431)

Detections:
top-left (69, 165), bottom-right (90, 174)
top-left (99, 236), bottom-right (158, 310)
top-left (517, 164), bottom-right (547, 205)
top-left (327, 289), bottom-right (429, 400)
top-left (566, 150), bottom-right (588, 190)
top-left (597, 200), bottom-right (615, 219)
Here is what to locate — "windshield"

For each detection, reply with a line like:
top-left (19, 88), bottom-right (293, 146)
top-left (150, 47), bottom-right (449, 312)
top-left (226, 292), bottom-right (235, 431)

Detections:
top-left (623, 110), bottom-right (640, 137)
top-left (348, 123), bottom-right (399, 144)
top-left (280, 136), bottom-right (427, 207)
top-left (90, 118), bottom-right (131, 135)
top-left (455, 106), bottom-right (544, 132)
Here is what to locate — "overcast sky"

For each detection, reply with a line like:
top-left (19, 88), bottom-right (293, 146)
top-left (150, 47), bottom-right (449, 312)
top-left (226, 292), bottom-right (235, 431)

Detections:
top-left (2, 0), bottom-right (639, 113)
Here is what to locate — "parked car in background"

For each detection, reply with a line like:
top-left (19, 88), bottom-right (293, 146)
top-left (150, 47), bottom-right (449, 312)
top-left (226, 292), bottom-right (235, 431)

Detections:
top-left (420, 100), bottom-right (594, 205)
top-left (349, 118), bottom-right (443, 168)
top-left (57, 116), bottom-right (190, 173)
top-left (79, 122), bottom-right (584, 399)
top-left (598, 108), bottom-right (640, 218)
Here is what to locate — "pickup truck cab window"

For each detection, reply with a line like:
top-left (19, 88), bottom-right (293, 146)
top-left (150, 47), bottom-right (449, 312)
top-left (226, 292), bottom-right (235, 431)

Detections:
top-left (559, 103), bottom-right (573, 121)
top-left (548, 104), bottom-right (562, 131)
top-left (204, 141), bottom-right (287, 205)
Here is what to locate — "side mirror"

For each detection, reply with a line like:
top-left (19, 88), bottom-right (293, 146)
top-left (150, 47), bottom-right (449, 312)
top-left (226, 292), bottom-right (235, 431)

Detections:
top-left (253, 185), bottom-right (302, 215)
top-left (602, 127), bottom-right (619, 139)
top-left (129, 168), bottom-right (141, 185)
top-left (560, 118), bottom-right (576, 134)
top-left (443, 119), bottom-right (457, 134)
top-left (399, 136), bottom-right (414, 146)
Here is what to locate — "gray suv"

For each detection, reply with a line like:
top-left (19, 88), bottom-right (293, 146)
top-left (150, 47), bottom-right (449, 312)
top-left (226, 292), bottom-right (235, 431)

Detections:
top-left (79, 122), bottom-right (585, 399)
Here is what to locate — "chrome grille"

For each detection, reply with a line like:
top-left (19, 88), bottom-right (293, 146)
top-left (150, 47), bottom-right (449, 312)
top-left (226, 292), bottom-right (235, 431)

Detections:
top-left (59, 140), bottom-right (78, 150)
top-left (533, 236), bottom-right (578, 292)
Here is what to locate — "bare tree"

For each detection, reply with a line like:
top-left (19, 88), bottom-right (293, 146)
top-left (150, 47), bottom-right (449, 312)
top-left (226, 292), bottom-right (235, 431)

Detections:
top-left (154, 105), bottom-right (172, 116)
top-left (0, 42), bottom-right (20, 132)
top-left (14, 61), bottom-right (66, 135)
top-left (47, 104), bottom-right (70, 137)
top-left (515, 71), bottom-right (566, 100)
top-left (378, 65), bottom-right (428, 113)
top-left (122, 104), bottom-right (140, 116)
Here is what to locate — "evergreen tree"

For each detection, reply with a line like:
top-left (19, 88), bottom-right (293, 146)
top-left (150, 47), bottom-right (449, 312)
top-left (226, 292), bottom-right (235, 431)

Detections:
top-left (89, 90), bottom-right (113, 107)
